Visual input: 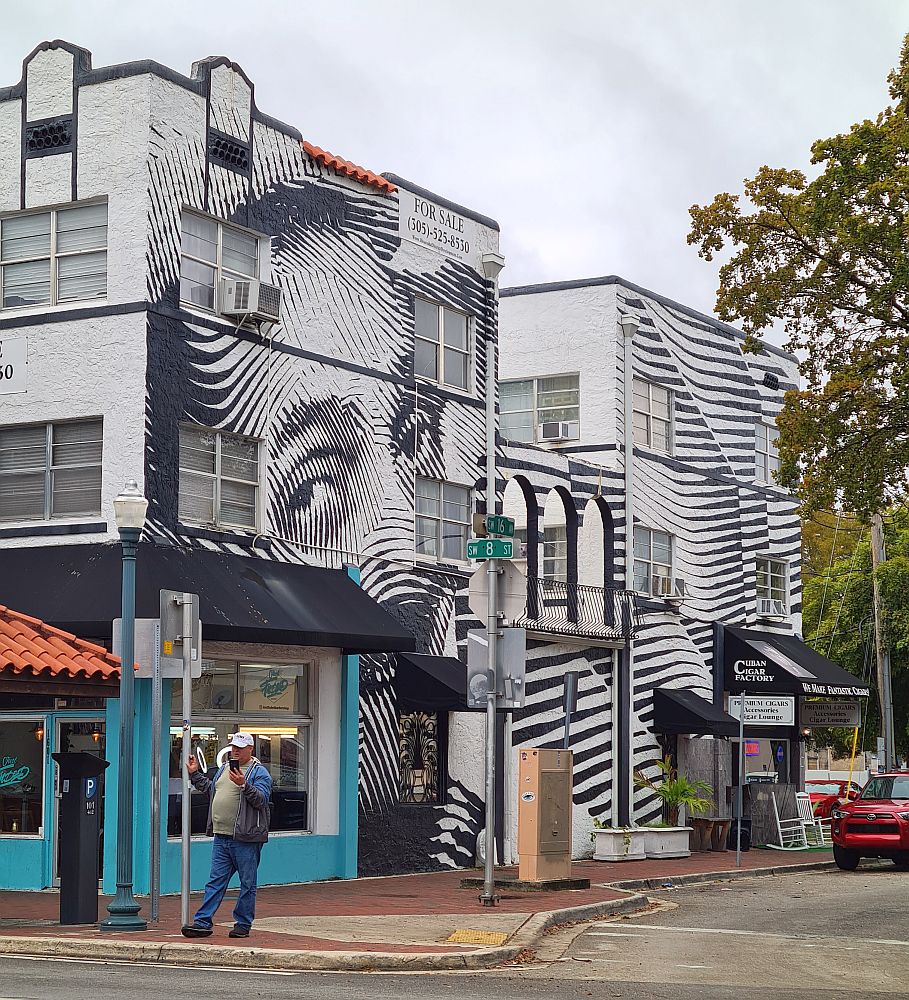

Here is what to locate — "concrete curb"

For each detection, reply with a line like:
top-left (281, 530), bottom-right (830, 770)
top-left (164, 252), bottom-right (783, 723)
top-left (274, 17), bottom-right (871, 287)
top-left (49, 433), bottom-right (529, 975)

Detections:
top-left (0, 892), bottom-right (651, 972)
top-left (606, 859), bottom-right (838, 892)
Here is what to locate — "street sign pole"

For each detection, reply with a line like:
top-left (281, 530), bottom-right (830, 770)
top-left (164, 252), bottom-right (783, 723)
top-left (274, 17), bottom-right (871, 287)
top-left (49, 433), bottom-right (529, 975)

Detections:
top-left (180, 593), bottom-right (194, 927)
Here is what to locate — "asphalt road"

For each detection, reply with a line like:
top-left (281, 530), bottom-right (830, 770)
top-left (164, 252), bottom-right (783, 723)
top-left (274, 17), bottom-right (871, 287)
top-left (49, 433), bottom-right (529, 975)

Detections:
top-left (0, 868), bottom-right (906, 999)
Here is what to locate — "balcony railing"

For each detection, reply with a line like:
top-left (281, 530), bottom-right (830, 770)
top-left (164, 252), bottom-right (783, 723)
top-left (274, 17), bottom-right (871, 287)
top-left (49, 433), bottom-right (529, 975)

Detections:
top-left (513, 574), bottom-right (641, 643)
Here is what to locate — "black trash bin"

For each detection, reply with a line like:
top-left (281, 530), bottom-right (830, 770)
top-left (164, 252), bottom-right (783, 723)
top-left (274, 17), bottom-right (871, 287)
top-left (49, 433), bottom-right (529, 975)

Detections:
top-left (52, 751), bottom-right (110, 924)
top-left (727, 817), bottom-right (752, 851)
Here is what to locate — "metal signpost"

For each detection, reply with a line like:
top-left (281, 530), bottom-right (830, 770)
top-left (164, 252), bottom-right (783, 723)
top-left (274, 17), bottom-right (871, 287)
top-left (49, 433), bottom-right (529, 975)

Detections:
top-left (467, 513), bottom-right (515, 906)
top-left (159, 590), bottom-right (200, 927)
top-left (466, 627), bottom-right (527, 710)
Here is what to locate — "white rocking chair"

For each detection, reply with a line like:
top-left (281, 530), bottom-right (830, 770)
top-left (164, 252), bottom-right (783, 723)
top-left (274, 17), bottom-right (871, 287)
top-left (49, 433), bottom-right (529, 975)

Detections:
top-left (795, 790), bottom-right (829, 846)
top-left (766, 791), bottom-right (810, 850)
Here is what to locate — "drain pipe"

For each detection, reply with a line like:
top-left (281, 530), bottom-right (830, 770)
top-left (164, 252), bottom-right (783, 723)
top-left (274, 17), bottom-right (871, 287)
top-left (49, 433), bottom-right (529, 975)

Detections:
top-left (618, 312), bottom-right (639, 827)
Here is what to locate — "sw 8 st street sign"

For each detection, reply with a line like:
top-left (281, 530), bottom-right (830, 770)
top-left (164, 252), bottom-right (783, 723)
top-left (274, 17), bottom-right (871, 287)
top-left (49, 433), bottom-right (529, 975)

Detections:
top-left (467, 538), bottom-right (513, 560)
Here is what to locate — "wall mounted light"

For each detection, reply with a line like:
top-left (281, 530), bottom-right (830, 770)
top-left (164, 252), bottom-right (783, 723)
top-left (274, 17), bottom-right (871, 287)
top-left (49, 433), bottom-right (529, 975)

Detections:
top-left (33, 721), bottom-right (45, 742)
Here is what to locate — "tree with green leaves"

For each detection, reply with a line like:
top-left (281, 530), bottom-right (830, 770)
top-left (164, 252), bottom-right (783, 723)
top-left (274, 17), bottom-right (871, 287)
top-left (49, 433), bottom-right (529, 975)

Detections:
top-left (801, 510), bottom-right (909, 760)
top-left (688, 34), bottom-right (909, 517)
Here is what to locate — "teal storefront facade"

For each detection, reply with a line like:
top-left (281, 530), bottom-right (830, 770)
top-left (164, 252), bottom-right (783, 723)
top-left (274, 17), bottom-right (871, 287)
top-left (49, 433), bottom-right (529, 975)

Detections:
top-left (0, 551), bottom-right (412, 895)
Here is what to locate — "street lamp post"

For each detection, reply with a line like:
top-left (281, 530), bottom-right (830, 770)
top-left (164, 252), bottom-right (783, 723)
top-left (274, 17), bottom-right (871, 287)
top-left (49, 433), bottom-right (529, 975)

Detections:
top-left (101, 480), bottom-right (148, 932)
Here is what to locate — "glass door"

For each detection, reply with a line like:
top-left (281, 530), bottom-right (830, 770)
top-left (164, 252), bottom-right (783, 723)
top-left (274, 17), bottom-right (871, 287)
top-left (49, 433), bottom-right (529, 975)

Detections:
top-left (53, 718), bottom-right (106, 885)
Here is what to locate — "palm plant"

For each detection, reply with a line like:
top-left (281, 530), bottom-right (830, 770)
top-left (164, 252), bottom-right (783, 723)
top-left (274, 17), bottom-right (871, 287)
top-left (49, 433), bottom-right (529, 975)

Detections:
top-left (634, 757), bottom-right (712, 826)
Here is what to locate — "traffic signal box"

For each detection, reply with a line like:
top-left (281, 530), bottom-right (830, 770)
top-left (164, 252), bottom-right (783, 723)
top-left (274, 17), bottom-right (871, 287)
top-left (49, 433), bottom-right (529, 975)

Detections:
top-left (517, 748), bottom-right (573, 881)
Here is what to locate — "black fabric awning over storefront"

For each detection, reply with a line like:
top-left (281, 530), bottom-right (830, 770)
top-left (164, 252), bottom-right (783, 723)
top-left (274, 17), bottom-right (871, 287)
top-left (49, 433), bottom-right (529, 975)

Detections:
top-left (653, 687), bottom-right (740, 737)
top-left (394, 652), bottom-right (470, 711)
top-left (0, 543), bottom-right (415, 654)
top-left (722, 625), bottom-right (869, 698)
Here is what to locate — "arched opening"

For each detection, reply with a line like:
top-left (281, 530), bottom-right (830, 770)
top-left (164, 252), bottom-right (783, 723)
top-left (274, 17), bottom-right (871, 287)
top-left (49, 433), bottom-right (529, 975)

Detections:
top-left (542, 487), bottom-right (579, 621)
top-left (502, 473), bottom-right (538, 573)
top-left (579, 496), bottom-right (616, 590)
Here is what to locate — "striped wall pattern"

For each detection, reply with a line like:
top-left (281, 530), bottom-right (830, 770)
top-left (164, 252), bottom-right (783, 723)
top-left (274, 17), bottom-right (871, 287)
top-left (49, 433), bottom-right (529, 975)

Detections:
top-left (7, 49), bottom-right (802, 872)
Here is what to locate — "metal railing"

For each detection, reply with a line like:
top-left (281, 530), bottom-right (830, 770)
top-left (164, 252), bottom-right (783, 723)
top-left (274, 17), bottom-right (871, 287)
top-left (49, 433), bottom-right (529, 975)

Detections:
top-left (513, 574), bottom-right (641, 642)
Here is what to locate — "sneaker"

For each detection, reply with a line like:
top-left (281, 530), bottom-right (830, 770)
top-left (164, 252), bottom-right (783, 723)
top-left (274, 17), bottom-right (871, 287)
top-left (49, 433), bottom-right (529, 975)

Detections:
top-left (228, 925), bottom-right (250, 938)
top-left (181, 923), bottom-right (213, 938)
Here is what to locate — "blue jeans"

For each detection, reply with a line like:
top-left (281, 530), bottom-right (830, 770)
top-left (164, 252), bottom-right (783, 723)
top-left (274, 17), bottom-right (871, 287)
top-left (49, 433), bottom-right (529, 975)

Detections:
top-left (193, 835), bottom-right (262, 930)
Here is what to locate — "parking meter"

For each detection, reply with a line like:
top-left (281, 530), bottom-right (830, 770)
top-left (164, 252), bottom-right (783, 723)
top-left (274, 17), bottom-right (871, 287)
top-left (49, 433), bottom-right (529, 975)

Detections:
top-left (52, 752), bottom-right (110, 925)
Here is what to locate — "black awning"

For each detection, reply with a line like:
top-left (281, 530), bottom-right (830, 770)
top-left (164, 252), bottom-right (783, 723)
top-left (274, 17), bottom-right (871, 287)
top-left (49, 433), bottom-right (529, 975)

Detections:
top-left (394, 652), bottom-right (470, 711)
top-left (0, 543), bottom-right (414, 654)
top-left (723, 625), bottom-right (869, 698)
top-left (653, 688), bottom-right (740, 737)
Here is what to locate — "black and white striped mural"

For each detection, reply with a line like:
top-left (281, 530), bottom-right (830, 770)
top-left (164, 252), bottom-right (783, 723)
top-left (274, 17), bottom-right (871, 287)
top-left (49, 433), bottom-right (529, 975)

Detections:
top-left (12, 46), bottom-right (798, 873)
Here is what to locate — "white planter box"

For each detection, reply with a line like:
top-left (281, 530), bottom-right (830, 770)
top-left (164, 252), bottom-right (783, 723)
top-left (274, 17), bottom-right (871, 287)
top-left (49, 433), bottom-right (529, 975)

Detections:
top-left (592, 828), bottom-right (648, 862)
top-left (643, 826), bottom-right (692, 859)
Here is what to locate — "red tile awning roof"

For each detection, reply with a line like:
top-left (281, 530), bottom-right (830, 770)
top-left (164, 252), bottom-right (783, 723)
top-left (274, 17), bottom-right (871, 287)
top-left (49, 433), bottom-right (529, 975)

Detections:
top-left (0, 604), bottom-right (123, 682)
top-left (301, 140), bottom-right (396, 194)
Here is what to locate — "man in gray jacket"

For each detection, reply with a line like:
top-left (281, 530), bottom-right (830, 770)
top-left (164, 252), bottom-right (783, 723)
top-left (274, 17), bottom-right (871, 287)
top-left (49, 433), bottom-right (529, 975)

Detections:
top-left (181, 732), bottom-right (272, 939)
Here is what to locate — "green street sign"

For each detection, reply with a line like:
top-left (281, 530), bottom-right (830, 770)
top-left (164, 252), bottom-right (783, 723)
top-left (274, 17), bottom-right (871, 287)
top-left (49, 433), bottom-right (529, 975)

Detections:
top-left (467, 538), bottom-right (514, 560)
top-left (484, 515), bottom-right (515, 538)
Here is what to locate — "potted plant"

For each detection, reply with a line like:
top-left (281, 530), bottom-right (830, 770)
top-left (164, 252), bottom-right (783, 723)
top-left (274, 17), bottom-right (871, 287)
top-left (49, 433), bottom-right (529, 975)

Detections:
top-left (591, 817), bottom-right (648, 862)
top-left (633, 758), bottom-right (712, 859)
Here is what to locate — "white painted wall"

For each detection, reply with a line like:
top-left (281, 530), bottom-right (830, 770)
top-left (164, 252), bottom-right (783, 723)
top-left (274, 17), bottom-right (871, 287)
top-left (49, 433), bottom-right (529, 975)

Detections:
top-left (0, 311), bottom-right (148, 548)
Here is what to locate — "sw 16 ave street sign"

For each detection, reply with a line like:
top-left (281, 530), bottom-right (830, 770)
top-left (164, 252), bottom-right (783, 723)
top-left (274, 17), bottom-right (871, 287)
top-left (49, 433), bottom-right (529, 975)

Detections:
top-left (467, 538), bottom-right (513, 560)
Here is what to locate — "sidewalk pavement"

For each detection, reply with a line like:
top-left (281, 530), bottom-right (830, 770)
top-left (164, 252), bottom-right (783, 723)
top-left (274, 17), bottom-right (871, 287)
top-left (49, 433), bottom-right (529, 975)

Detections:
top-left (0, 848), bottom-right (834, 971)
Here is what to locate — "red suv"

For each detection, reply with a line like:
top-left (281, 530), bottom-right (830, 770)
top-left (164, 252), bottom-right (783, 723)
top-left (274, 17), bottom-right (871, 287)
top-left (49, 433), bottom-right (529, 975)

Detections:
top-left (831, 772), bottom-right (909, 870)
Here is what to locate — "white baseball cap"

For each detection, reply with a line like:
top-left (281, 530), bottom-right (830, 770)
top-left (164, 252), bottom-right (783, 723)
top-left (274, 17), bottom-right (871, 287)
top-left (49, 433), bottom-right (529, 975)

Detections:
top-left (229, 732), bottom-right (254, 748)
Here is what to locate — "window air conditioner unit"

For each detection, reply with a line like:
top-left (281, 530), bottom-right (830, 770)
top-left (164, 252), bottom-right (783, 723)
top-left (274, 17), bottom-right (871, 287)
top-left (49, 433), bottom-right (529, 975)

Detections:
top-left (757, 597), bottom-right (787, 618)
top-left (221, 278), bottom-right (282, 323)
top-left (653, 576), bottom-right (685, 600)
top-left (538, 420), bottom-right (580, 442)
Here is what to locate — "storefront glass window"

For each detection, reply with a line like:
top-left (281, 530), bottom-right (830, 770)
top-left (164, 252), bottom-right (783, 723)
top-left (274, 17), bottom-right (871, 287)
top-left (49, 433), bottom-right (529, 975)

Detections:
top-left (0, 718), bottom-right (45, 835)
top-left (169, 660), bottom-right (310, 835)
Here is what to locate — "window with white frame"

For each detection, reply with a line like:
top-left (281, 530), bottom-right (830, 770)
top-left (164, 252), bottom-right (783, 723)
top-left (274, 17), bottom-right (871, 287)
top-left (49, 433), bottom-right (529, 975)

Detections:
top-left (0, 419), bottom-right (102, 522)
top-left (633, 525), bottom-right (673, 596)
top-left (632, 378), bottom-right (672, 453)
top-left (755, 421), bottom-right (780, 482)
top-left (543, 524), bottom-right (568, 581)
top-left (0, 202), bottom-right (107, 310)
top-left (499, 374), bottom-right (580, 443)
top-left (413, 298), bottom-right (470, 391)
top-left (178, 426), bottom-right (260, 531)
top-left (179, 210), bottom-right (260, 311)
top-left (414, 477), bottom-right (471, 561)
top-left (756, 557), bottom-right (787, 609)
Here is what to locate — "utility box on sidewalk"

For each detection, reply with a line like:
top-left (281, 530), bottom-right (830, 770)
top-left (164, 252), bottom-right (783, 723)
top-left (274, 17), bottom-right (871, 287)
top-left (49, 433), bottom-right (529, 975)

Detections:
top-left (52, 752), bottom-right (109, 925)
top-left (517, 748), bottom-right (573, 881)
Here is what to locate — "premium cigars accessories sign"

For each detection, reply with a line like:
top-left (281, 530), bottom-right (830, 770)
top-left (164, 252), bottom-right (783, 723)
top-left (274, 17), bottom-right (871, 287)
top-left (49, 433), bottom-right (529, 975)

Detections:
top-left (728, 695), bottom-right (795, 726)
top-left (799, 700), bottom-right (861, 728)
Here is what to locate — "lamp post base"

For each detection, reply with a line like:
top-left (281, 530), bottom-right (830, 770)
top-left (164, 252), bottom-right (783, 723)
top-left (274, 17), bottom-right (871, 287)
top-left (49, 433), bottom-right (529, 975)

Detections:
top-left (100, 887), bottom-right (147, 932)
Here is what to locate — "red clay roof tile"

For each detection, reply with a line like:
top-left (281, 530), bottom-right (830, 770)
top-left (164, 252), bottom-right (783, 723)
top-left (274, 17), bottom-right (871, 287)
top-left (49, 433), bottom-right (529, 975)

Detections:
top-left (301, 140), bottom-right (395, 195)
top-left (0, 604), bottom-right (124, 681)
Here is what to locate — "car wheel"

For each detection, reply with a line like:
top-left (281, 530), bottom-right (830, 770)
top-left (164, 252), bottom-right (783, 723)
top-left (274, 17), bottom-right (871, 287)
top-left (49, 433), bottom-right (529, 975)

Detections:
top-left (833, 844), bottom-right (860, 871)
top-left (892, 851), bottom-right (909, 869)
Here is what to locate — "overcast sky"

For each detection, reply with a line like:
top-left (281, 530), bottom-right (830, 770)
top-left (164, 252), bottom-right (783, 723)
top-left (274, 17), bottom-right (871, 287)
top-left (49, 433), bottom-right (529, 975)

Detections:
top-left (4, 2), bottom-right (908, 345)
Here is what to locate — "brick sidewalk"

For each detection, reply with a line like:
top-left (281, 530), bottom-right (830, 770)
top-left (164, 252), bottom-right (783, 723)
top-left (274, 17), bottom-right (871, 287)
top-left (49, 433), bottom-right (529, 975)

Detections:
top-left (0, 848), bottom-right (832, 956)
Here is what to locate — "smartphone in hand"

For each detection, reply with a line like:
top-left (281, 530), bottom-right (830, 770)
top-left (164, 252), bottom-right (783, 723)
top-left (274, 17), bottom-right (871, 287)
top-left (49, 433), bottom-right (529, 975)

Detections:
top-left (228, 758), bottom-right (241, 773)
